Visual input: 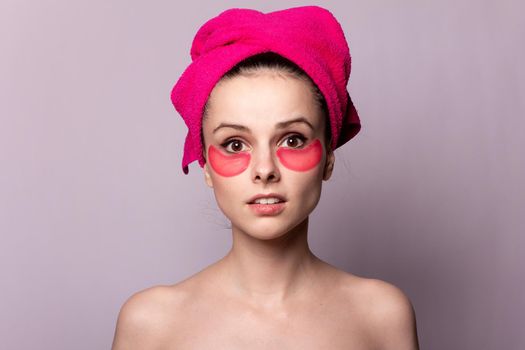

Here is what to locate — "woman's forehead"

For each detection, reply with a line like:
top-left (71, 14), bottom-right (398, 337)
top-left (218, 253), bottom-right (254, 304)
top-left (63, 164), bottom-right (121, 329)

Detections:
top-left (205, 73), bottom-right (323, 129)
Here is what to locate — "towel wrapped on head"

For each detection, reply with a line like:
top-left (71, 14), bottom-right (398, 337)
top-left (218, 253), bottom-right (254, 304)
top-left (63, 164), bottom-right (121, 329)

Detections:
top-left (171, 5), bottom-right (361, 174)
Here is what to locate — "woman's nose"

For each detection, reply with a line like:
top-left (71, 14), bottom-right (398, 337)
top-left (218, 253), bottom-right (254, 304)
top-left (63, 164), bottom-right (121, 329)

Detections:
top-left (251, 148), bottom-right (280, 183)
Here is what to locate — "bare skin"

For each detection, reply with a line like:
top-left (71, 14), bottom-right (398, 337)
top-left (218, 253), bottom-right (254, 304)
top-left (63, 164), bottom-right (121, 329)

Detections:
top-left (112, 71), bottom-right (419, 349)
top-left (111, 249), bottom-right (419, 349)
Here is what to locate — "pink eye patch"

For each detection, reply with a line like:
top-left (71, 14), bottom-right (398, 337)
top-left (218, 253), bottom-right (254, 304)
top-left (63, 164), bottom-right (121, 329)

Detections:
top-left (208, 145), bottom-right (251, 177)
top-left (276, 139), bottom-right (323, 172)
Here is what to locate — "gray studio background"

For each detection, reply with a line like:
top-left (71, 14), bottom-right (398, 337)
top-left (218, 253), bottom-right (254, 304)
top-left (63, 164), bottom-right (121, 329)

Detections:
top-left (1, 0), bottom-right (523, 349)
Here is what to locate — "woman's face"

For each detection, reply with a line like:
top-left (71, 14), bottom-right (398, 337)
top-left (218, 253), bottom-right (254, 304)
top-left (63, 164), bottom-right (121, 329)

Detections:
top-left (202, 70), bottom-right (335, 240)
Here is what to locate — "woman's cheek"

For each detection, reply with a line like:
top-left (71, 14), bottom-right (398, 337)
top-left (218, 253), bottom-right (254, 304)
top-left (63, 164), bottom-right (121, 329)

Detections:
top-left (276, 139), bottom-right (323, 172)
top-left (208, 145), bottom-right (251, 177)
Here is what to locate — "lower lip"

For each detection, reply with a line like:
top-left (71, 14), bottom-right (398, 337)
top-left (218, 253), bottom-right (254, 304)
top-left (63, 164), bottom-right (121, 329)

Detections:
top-left (247, 202), bottom-right (286, 216)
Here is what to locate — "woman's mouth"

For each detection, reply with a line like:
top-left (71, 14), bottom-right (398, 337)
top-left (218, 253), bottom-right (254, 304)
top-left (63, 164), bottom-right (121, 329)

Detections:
top-left (251, 197), bottom-right (283, 204)
top-left (248, 201), bottom-right (286, 215)
top-left (247, 194), bottom-right (287, 215)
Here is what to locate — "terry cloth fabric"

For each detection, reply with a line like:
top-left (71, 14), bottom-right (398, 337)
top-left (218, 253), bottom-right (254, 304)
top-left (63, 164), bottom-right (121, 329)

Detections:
top-left (171, 5), bottom-right (361, 174)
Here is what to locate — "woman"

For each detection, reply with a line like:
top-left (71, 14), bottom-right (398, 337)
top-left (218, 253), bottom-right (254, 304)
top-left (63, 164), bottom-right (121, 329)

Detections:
top-left (112, 6), bottom-right (419, 349)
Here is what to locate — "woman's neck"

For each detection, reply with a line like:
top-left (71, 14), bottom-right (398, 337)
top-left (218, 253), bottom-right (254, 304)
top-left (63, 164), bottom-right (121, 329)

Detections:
top-left (218, 216), bottom-right (323, 309)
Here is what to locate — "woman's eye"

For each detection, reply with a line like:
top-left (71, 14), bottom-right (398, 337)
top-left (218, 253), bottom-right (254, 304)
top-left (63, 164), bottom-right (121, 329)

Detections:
top-left (281, 134), bottom-right (306, 149)
top-left (222, 139), bottom-right (247, 153)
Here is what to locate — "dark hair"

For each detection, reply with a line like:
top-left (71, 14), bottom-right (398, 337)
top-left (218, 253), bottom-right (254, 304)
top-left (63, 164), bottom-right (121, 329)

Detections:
top-left (201, 52), bottom-right (331, 160)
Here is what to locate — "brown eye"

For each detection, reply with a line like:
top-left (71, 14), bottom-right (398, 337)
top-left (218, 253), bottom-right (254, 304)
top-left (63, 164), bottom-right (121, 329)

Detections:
top-left (282, 134), bottom-right (306, 149)
top-left (231, 140), bottom-right (242, 152)
top-left (223, 139), bottom-right (247, 153)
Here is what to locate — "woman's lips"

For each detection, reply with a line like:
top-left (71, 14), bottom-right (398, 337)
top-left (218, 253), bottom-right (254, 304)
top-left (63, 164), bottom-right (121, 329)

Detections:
top-left (247, 202), bottom-right (286, 216)
top-left (247, 193), bottom-right (286, 204)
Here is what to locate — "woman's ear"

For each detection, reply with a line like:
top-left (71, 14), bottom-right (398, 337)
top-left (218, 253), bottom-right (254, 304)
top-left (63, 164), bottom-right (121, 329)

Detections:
top-left (323, 149), bottom-right (335, 181)
top-left (204, 163), bottom-right (214, 188)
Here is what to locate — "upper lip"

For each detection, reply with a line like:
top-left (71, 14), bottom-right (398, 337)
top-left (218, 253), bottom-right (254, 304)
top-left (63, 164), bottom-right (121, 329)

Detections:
top-left (247, 193), bottom-right (287, 204)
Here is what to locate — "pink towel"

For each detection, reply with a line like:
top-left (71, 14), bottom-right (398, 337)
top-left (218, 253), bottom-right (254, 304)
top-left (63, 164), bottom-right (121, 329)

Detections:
top-left (171, 5), bottom-right (361, 174)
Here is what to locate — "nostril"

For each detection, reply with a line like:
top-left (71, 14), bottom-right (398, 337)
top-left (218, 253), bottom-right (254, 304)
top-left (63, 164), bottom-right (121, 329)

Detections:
top-left (266, 172), bottom-right (280, 182)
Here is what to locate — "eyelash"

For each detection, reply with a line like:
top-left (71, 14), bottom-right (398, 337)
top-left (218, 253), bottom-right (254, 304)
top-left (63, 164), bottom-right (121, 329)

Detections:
top-left (221, 134), bottom-right (307, 153)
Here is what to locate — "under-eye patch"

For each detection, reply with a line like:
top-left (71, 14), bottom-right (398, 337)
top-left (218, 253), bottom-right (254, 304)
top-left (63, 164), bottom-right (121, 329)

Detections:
top-left (276, 139), bottom-right (323, 172)
top-left (208, 145), bottom-right (251, 177)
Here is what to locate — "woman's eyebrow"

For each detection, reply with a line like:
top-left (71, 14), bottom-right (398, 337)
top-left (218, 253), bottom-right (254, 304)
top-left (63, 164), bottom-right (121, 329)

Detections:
top-left (212, 116), bottom-right (314, 134)
top-left (275, 117), bottom-right (314, 130)
top-left (213, 123), bottom-right (251, 134)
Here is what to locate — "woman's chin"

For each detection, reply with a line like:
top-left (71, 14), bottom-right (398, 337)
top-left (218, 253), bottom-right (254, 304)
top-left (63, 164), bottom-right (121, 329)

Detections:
top-left (232, 218), bottom-right (307, 241)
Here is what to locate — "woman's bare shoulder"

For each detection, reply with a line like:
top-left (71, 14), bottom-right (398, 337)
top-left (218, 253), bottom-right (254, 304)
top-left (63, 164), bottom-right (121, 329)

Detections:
top-left (337, 273), bottom-right (419, 349)
top-left (118, 283), bottom-right (190, 319)
top-left (111, 284), bottom-right (190, 350)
